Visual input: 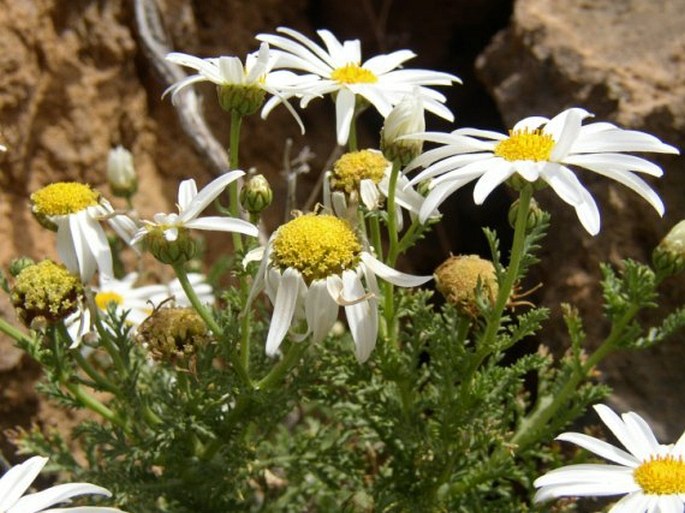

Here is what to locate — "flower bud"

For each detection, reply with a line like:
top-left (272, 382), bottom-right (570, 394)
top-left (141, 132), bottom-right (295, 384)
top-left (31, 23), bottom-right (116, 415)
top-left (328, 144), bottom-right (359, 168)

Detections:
top-left (653, 220), bottom-right (685, 275)
top-left (380, 93), bottom-right (425, 166)
top-left (144, 227), bottom-right (197, 265)
top-left (217, 85), bottom-right (266, 116)
top-left (11, 260), bottom-right (84, 327)
top-left (240, 174), bottom-right (273, 215)
top-left (434, 255), bottom-right (498, 317)
top-left (107, 146), bottom-right (138, 198)
top-left (508, 197), bottom-right (544, 230)
top-left (137, 307), bottom-right (212, 366)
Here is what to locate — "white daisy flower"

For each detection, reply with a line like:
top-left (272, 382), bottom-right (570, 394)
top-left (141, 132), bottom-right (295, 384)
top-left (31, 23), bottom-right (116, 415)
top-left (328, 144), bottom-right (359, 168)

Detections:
top-left (131, 171), bottom-right (259, 260)
top-left (0, 455), bottom-right (125, 513)
top-left (323, 149), bottom-right (432, 231)
top-left (534, 404), bottom-right (685, 512)
top-left (30, 182), bottom-right (138, 282)
top-left (248, 213), bottom-right (431, 363)
top-left (256, 27), bottom-right (460, 145)
top-left (405, 107), bottom-right (679, 234)
top-left (165, 42), bottom-right (313, 132)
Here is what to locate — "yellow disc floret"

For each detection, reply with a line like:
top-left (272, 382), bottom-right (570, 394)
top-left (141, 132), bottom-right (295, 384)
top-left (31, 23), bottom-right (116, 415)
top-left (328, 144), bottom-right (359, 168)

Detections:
top-left (31, 182), bottom-right (101, 217)
top-left (332, 150), bottom-right (389, 193)
top-left (634, 455), bottom-right (685, 495)
top-left (271, 214), bottom-right (362, 283)
top-left (494, 129), bottom-right (555, 162)
top-left (11, 260), bottom-right (84, 327)
top-left (95, 291), bottom-right (124, 311)
top-left (331, 63), bottom-right (378, 84)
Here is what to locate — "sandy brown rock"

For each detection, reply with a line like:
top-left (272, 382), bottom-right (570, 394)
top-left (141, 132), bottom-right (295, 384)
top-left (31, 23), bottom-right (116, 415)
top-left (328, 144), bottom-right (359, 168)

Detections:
top-left (477, 0), bottom-right (685, 437)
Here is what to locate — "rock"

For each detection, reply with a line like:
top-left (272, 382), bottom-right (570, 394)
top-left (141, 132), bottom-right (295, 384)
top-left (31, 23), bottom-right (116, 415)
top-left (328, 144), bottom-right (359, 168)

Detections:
top-left (476, 0), bottom-right (685, 438)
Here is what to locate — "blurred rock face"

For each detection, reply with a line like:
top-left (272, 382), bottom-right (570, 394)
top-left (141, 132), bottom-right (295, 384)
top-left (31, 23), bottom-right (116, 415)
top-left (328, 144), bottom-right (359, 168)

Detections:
top-left (0, 0), bottom-right (683, 443)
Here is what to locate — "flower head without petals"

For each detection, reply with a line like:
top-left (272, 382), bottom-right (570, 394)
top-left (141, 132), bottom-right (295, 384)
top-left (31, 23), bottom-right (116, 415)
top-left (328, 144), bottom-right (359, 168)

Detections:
top-left (0, 455), bottom-right (126, 513)
top-left (248, 213), bottom-right (431, 362)
top-left (257, 27), bottom-right (460, 145)
top-left (534, 404), bottom-right (685, 513)
top-left (406, 108), bottom-right (679, 234)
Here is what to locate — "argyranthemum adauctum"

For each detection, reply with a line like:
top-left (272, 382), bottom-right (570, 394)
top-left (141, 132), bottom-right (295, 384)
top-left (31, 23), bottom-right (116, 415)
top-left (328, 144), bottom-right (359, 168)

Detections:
top-left (534, 404), bottom-right (685, 513)
top-left (131, 171), bottom-right (259, 264)
top-left (256, 27), bottom-right (460, 145)
top-left (405, 107), bottom-right (679, 234)
top-left (0, 455), bottom-right (126, 513)
top-left (248, 213), bottom-right (431, 363)
top-left (30, 182), bottom-right (137, 282)
top-left (165, 42), bottom-right (313, 131)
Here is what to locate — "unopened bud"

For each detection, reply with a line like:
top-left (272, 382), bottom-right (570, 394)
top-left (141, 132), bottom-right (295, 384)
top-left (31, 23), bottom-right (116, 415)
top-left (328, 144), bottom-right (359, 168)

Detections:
top-left (107, 146), bottom-right (138, 198)
top-left (240, 174), bottom-right (273, 215)
top-left (11, 260), bottom-right (84, 327)
top-left (380, 93), bottom-right (425, 166)
top-left (508, 197), bottom-right (544, 230)
top-left (217, 84), bottom-right (266, 116)
top-left (434, 255), bottom-right (498, 317)
top-left (9, 257), bottom-right (36, 278)
top-left (653, 220), bottom-right (685, 275)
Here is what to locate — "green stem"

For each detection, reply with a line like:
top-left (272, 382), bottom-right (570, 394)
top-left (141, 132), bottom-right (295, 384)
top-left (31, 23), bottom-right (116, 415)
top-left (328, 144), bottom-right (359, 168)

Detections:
top-left (348, 117), bottom-right (358, 152)
top-left (467, 187), bottom-right (533, 376)
top-left (93, 316), bottom-right (127, 375)
top-left (369, 214), bottom-right (383, 261)
top-left (0, 318), bottom-right (32, 344)
top-left (229, 110), bottom-right (244, 254)
top-left (511, 303), bottom-right (641, 450)
top-left (65, 381), bottom-right (128, 430)
top-left (173, 264), bottom-right (223, 337)
top-left (72, 349), bottom-right (119, 394)
top-left (256, 341), bottom-right (308, 391)
top-left (382, 160), bottom-right (403, 349)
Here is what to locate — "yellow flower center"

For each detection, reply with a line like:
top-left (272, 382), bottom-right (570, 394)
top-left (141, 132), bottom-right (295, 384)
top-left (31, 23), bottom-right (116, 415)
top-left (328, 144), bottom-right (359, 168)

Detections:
top-left (633, 455), bottom-right (685, 495)
top-left (332, 150), bottom-right (389, 193)
top-left (31, 182), bottom-right (100, 216)
top-left (330, 63), bottom-right (378, 84)
top-left (271, 214), bottom-right (362, 283)
top-left (95, 291), bottom-right (124, 310)
top-left (493, 129), bottom-right (555, 162)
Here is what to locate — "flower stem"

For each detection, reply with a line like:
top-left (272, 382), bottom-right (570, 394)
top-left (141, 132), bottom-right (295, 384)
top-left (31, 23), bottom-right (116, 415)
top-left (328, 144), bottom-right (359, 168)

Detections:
top-left (173, 264), bottom-right (222, 336)
top-left (0, 317), bottom-right (31, 344)
top-left (348, 118), bottom-right (358, 152)
top-left (229, 109), bottom-right (244, 254)
top-left (256, 340), bottom-right (308, 391)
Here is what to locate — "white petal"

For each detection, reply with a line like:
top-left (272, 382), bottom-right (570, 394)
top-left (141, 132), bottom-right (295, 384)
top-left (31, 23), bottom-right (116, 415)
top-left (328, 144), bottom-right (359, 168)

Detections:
top-left (335, 88), bottom-right (356, 146)
top-left (364, 50), bottom-right (415, 74)
top-left (546, 108), bottom-right (592, 160)
top-left (535, 481), bottom-right (633, 502)
top-left (184, 216), bottom-right (259, 237)
top-left (622, 410), bottom-right (662, 459)
top-left (572, 127), bottom-right (679, 155)
top-left (418, 176), bottom-right (472, 223)
top-left (342, 270), bottom-right (377, 363)
top-left (9, 482), bottom-right (111, 513)
top-left (360, 179), bottom-right (380, 210)
top-left (217, 56), bottom-right (245, 84)
top-left (608, 492), bottom-right (652, 513)
top-left (180, 171), bottom-right (245, 222)
top-left (305, 280), bottom-right (339, 344)
top-left (265, 268), bottom-right (302, 356)
top-left (360, 252), bottom-right (431, 287)
top-left (556, 432), bottom-right (639, 467)
top-left (513, 115), bottom-right (550, 132)
top-left (56, 220), bottom-right (80, 276)
top-left (178, 179), bottom-right (198, 211)
top-left (472, 160), bottom-right (517, 204)
top-left (594, 404), bottom-right (651, 461)
top-left (563, 153), bottom-right (664, 177)
top-left (0, 456), bottom-right (47, 511)
top-left (82, 215), bottom-right (113, 281)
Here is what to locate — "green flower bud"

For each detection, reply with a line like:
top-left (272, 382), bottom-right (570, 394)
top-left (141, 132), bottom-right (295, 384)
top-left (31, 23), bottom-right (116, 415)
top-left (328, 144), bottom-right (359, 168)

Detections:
top-left (508, 197), bottom-right (544, 230)
top-left (380, 94), bottom-right (425, 166)
top-left (653, 220), bottom-right (685, 275)
top-left (217, 84), bottom-right (266, 116)
top-left (144, 227), bottom-right (197, 265)
top-left (137, 307), bottom-right (212, 366)
top-left (11, 260), bottom-right (84, 327)
top-left (240, 174), bottom-right (273, 215)
top-left (434, 255), bottom-right (498, 317)
top-left (107, 146), bottom-right (138, 198)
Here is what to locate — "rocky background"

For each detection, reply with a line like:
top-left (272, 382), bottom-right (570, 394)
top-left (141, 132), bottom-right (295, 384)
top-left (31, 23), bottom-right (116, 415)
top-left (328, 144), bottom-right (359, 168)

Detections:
top-left (0, 0), bottom-right (683, 464)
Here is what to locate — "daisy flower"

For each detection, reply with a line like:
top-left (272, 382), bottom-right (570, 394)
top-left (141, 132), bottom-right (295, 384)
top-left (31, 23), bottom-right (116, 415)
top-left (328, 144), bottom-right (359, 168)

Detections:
top-left (405, 107), bottom-right (679, 234)
top-left (131, 171), bottom-right (259, 263)
top-left (165, 42), bottom-right (314, 132)
top-left (0, 455), bottom-right (125, 512)
top-left (30, 182), bottom-right (138, 282)
top-left (534, 404), bottom-right (685, 513)
top-left (256, 27), bottom-right (460, 145)
top-left (248, 213), bottom-right (431, 363)
top-left (323, 149), bottom-right (432, 230)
